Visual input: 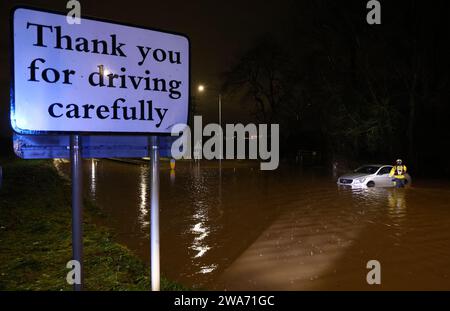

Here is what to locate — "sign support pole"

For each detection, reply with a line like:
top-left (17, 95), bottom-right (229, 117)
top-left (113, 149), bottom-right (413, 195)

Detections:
top-left (70, 135), bottom-right (83, 291)
top-left (150, 136), bottom-right (160, 291)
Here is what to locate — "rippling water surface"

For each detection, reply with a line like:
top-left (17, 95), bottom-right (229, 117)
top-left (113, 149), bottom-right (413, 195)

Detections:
top-left (55, 159), bottom-right (450, 290)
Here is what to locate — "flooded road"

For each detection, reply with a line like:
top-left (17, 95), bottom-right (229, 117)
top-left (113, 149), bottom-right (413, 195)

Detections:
top-left (56, 159), bottom-right (450, 290)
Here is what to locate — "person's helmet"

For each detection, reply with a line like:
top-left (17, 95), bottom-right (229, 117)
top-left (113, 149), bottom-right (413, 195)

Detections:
top-left (396, 159), bottom-right (402, 165)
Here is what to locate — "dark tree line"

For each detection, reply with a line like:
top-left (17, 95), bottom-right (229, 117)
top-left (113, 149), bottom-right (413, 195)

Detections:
top-left (222, 0), bottom-right (450, 176)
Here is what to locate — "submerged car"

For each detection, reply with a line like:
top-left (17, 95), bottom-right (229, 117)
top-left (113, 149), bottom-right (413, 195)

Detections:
top-left (337, 164), bottom-right (411, 188)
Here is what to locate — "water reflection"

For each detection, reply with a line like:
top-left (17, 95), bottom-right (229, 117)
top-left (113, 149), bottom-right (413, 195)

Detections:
top-left (90, 159), bottom-right (97, 201)
top-left (55, 159), bottom-right (450, 289)
top-left (187, 166), bottom-right (215, 274)
top-left (388, 189), bottom-right (406, 210)
top-left (344, 185), bottom-right (386, 200)
top-left (170, 169), bottom-right (176, 184)
top-left (53, 158), bottom-right (69, 178)
top-left (386, 188), bottom-right (407, 234)
top-left (199, 264), bottom-right (218, 274)
top-left (344, 186), bottom-right (407, 215)
top-left (138, 164), bottom-right (149, 230)
top-left (191, 221), bottom-right (210, 258)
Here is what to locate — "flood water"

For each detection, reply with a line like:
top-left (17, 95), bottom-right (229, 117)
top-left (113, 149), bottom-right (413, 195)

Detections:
top-left (55, 159), bottom-right (450, 290)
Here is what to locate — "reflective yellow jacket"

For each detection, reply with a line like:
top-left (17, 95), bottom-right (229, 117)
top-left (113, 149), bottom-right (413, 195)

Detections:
top-left (389, 165), bottom-right (407, 179)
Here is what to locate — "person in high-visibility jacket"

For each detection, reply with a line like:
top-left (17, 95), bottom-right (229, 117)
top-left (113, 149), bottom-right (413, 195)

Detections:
top-left (389, 159), bottom-right (407, 188)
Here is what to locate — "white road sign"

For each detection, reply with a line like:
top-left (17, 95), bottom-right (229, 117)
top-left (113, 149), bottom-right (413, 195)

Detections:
top-left (11, 7), bottom-right (190, 134)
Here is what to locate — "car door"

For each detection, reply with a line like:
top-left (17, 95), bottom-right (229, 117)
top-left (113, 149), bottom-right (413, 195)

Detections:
top-left (375, 166), bottom-right (393, 187)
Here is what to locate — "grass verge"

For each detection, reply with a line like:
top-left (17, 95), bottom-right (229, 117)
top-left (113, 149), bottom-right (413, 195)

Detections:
top-left (0, 158), bottom-right (186, 290)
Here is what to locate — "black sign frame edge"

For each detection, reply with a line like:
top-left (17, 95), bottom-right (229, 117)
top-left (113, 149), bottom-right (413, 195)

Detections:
top-left (9, 5), bottom-right (191, 137)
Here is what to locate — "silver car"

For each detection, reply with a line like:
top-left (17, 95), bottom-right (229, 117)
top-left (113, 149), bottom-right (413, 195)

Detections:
top-left (337, 164), bottom-right (411, 188)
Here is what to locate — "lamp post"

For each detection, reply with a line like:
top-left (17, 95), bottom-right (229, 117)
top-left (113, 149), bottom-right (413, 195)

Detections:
top-left (197, 84), bottom-right (223, 172)
top-left (197, 84), bottom-right (223, 211)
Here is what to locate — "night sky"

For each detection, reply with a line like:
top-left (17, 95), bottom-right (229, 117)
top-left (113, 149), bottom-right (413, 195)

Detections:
top-left (1, 0), bottom-right (449, 175)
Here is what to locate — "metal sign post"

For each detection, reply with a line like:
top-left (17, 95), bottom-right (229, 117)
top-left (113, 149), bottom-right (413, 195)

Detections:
top-left (70, 135), bottom-right (83, 291)
top-left (150, 136), bottom-right (160, 291)
top-left (11, 7), bottom-right (189, 292)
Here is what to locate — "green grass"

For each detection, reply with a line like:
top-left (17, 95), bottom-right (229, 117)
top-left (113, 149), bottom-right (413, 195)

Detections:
top-left (0, 158), bottom-right (186, 291)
